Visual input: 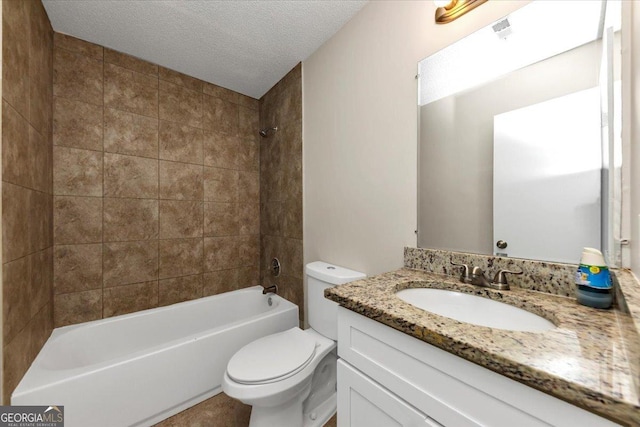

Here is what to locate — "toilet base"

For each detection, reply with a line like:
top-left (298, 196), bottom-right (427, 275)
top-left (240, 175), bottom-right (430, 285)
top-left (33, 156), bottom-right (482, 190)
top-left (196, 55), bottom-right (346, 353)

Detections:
top-left (249, 382), bottom-right (311, 427)
top-left (248, 390), bottom-right (336, 427)
top-left (302, 391), bottom-right (336, 427)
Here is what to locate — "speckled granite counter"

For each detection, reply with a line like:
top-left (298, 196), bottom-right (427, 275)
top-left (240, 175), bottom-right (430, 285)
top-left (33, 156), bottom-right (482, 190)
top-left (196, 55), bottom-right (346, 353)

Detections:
top-left (325, 267), bottom-right (640, 426)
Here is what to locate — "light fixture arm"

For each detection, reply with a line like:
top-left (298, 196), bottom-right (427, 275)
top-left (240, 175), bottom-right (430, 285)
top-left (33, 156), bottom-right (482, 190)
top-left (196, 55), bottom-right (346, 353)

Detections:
top-left (435, 0), bottom-right (488, 24)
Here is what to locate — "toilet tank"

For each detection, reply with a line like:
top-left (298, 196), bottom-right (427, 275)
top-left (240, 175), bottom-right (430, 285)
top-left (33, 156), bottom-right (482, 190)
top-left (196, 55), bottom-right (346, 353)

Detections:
top-left (306, 261), bottom-right (366, 340)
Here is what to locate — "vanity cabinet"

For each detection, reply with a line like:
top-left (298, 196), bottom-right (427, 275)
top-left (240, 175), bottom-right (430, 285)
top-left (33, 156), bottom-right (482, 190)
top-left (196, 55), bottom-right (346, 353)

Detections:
top-left (338, 360), bottom-right (442, 427)
top-left (336, 307), bottom-right (619, 427)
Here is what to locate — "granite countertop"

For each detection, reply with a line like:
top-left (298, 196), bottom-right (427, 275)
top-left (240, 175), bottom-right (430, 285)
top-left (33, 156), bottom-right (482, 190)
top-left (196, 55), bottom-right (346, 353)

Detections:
top-left (325, 268), bottom-right (640, 426)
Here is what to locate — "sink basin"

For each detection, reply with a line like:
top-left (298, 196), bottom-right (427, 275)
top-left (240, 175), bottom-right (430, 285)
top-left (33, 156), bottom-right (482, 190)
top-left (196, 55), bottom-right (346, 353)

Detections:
top-left (396, 288), bottom-right (555, 332)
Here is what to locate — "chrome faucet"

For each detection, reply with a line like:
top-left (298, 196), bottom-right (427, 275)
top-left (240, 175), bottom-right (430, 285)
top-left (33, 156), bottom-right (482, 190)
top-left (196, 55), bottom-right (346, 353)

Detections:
top-left (450, 261), bottom-right (522, 290)
top-left (262, 284), bottom-right (278, 295)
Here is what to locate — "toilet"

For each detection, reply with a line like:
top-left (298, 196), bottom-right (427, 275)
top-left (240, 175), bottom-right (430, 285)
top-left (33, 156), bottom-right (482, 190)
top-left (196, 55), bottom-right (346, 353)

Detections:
top-left (222, 261), bottom-right (366, 427)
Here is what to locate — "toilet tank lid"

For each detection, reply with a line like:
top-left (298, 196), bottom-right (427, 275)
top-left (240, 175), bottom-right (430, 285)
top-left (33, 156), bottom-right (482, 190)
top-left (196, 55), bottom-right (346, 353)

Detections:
top-left (306, 261), bottom-right (366, 285)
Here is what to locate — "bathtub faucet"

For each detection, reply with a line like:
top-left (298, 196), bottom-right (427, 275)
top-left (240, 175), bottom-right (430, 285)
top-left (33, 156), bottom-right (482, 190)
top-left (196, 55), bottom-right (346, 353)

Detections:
top-left (262, 284), bottom-right (278, 295)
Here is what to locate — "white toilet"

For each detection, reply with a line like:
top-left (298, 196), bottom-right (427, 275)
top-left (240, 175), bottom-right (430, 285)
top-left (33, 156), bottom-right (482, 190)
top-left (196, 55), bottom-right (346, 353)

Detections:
top-left (222, 261), bottom-right (366, 427)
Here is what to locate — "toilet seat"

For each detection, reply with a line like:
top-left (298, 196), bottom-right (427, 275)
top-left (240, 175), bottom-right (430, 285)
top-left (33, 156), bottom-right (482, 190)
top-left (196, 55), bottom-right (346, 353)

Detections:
top-left (227, 327), bottom-right (317, 385)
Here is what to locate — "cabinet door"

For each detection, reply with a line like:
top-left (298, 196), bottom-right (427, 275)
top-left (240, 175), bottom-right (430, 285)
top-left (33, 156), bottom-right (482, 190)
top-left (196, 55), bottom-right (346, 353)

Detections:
top-left (338, 360), bottom-right (441, 427)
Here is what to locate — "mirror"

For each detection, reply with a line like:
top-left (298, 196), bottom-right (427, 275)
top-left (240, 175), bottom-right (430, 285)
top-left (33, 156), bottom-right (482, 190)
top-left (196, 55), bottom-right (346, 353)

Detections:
top-left (417, 0), bottom-right (622, 265)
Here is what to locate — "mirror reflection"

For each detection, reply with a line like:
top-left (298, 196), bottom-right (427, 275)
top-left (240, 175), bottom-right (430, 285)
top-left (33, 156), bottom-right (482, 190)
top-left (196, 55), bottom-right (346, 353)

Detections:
top-left (417, 0), bottom-right (622, 265)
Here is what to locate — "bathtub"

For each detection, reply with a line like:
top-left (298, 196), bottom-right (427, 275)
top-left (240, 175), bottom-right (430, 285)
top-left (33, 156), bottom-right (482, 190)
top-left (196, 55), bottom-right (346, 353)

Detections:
top-left (12, 286), bottom-right (299, 427)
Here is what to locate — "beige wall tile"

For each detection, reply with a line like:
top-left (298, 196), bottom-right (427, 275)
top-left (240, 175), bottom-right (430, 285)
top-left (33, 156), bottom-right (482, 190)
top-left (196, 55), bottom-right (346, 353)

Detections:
top-left (238, 171), bottom-right (259, 205)
top-left (159, 200), bottom-right (203, 239)
top-left (238, 266), bottom-right (260, 288)
top-left (204, 236), bottom-right (239, 272)
top-left (159, 121), bottom-right (203, 164)
top-left (3, 255), bottom-right (31, 344)
top-left (159, 161), bottom-right (203, 200)
top-left (282, 198), bottom-right (302, 240)
top-left (3, 322), bottom-right (32, 404)
top-left (203, 95), bottom-right (238, 134)
top-left (281, 275), bottom-right (304, 322)
top-left (238, 106), bottom-right (259, 142)
top-left (203, 130), bottom-right (239, 169)
top-left (54, 289), bottom-right (102, 327)
top-left (54, 196), bottom-right (102, 244)
top-left (2, 2), bottom-right (55, 404)
top-left (53, 33), bottom-right (103, 60)
top-left (238, 203), bottom-right (260, 236)
top-left (103, 241), bottom-right (159, 288)
top-left (237, 138), bottom-right (259, 172)
top-left (282, 238), bottom-right (303, 279)
top-left (204, 167), bottom-right (238, 203)
top-left (104, 281), bottom-right (158, 318)
top-left (158, 67), bottom-right (203, 92)
top-left (237, 94), bottom-right (259, 111)
top-left (2, 301), bottom-right (51, 402)
top-left (53, 47), bottom-right (103, 106)
top-left (104, 108), bottom-right (158, 158)
top-left (159, 238), bottom-right (203, 279)
top-left (104, 63), bottom-right (158, 118)
top-left (260, 142), bottom-right (283, 203)
top-left (238, 235), bottom-right (260, 268)
top-left (3, 183), bottom-right (33, 262)
top-left (3, 302), bottom-right (52, 403)
top-left (104, 48), bottom-right (158, 76)
top-left (258, 65), bottom-right (304, 321)
top-left (104, 198), bottom-right (158, 241)
top-left (202, 83), bottom-right (240, 104)
top-left (204, 202), bottom-right (238, 237)
top-left (54, 244), bottom-right (102, 294)
top-left (53, 97), bottom-right (103, 151)
top-left (31, 191), bottom-right (53, 251)
top-left (158, 275), bottom-right (203, 306)
top-left (260, 235), bottom-right (282, 273)
top-left (29, 0), bottom-right (54, 136)
top-left (159, 81), bottom-right (203, 128)
top-left (3, 0), bottom-right (30, 117)
top-left (202, 269), bottom-right (238, 296)
top-left (53, 146), bottom-right (103, 197)
top-left (30, 126), bottom-right (52, 194)
top-left (3, 102), bottom-right (51, 193)
top-left (104, 153), bottom-right (158, 199)
top-left (3, 100), bottom-right (31, 188)
top-left (29, 248), bottom-right (53, 318)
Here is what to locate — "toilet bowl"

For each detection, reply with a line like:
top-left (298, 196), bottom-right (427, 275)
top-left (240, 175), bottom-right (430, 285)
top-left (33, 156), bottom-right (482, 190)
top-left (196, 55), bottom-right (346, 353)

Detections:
top-left (223, 328), bottom-right (336, 427)
top-left (222, 261), bottom-right (366, 427)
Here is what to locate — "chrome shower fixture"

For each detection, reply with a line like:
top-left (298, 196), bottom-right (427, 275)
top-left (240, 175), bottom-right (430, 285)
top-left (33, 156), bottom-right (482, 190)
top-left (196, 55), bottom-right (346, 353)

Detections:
top-left (259, 126), bottom-right (278, 137)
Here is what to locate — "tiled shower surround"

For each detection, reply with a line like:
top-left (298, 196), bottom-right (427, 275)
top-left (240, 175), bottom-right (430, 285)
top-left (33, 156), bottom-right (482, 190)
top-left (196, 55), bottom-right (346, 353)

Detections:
top-left (260, 65), bottom-right (304, 322)
top-left (2, 0), bottom-right (54, 403)
top-left (51, 34), bottom-right (265, 327)
top-left (2, 5), bottom-right (303, 414)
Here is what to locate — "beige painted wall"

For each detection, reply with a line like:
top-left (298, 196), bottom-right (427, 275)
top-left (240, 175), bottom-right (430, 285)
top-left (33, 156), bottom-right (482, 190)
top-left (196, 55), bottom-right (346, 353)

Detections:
top-left (629, 2), bottom-right (640, 275)
top-left (303, 0), bottom-right (530, 276)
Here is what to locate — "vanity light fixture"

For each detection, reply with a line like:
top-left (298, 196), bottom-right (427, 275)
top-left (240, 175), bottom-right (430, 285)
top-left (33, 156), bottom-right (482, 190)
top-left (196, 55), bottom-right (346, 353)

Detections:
top-left (434, 0), bottom-right (488, 24)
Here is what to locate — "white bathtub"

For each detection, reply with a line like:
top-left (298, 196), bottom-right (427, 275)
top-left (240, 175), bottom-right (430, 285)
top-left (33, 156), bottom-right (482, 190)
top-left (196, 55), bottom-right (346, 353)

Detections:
top-left (12, 286), bottom-right (299, 427)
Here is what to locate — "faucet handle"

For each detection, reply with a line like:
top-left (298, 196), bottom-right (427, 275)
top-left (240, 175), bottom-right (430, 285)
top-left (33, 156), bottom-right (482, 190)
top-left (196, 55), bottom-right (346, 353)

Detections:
top-left (450, 261), bottom-right (471, 283)
top-left (492, 269), bottom-right (523, 288)
top-left (470, 266), bottom-right (485, 277)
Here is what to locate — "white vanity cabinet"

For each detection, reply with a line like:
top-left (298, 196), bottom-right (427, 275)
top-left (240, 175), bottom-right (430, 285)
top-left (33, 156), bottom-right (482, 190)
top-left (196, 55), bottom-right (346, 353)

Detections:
top-left (336, 307), bottom-right (620, 427)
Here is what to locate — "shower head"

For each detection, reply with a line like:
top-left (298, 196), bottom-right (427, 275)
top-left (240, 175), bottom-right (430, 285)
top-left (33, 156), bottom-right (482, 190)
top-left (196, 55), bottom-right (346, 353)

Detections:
top-left (259, 127), bottom-right (278, 138)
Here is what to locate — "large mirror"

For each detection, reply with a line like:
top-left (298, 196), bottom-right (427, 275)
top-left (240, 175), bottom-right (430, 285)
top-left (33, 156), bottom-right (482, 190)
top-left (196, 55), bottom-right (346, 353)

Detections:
top-left (417, 0), bottom-right (622, 265)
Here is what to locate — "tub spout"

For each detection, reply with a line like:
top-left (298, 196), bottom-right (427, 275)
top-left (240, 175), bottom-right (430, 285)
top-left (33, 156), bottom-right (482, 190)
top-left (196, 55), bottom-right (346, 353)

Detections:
top-left (262, 284), bottom-right (278, 295)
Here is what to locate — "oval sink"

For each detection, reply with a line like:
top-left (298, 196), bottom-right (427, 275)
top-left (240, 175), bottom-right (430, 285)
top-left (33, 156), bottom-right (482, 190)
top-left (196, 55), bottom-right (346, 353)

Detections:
top-left (396, 288), bottom-right (555, 332)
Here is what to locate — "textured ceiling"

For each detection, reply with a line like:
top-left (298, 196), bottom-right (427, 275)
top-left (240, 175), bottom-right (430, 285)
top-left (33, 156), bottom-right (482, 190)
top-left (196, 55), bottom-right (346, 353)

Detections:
top-left (42, 0), bottom-right (368, 99)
